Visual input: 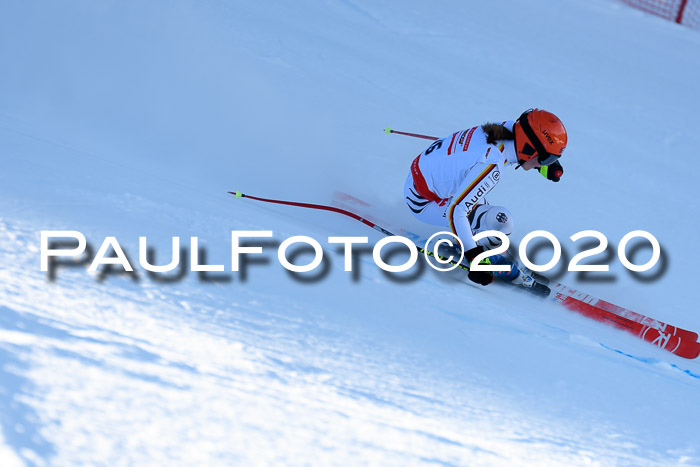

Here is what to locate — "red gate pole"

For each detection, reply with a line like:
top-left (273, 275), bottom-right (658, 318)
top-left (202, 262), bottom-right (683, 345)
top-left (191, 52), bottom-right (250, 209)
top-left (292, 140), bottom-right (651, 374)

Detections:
top-left (676, 0), bottom-right (689, 24)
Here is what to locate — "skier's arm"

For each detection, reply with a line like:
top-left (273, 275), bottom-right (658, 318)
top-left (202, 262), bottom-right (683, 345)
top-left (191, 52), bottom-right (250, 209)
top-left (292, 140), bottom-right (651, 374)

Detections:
top-left (448, 163), bottom-right (501, 251)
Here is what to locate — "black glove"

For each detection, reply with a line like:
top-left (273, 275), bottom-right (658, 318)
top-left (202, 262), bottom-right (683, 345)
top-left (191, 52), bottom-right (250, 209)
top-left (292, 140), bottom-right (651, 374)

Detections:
top-left (465, 246), bottom-right (494, 286)
top-left (539, 160), bottom-right (564, 182)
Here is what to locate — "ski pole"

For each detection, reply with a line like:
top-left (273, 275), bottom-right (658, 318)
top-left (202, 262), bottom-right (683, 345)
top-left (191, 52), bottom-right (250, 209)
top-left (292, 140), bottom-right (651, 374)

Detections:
top-left (384, 127), bottom-right (438, 141)
top-left (228, 190), bottom-right (470, 271)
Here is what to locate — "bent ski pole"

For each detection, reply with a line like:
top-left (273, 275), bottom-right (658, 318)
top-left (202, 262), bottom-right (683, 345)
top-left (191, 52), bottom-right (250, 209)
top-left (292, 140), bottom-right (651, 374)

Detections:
top-left (227, 190), bottom-right (470, 271)
top-left (384, 127), bottom-right (438, 141)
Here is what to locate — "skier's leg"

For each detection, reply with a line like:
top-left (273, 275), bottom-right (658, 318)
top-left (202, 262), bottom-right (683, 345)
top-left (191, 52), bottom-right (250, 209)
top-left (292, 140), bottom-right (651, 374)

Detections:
top-left (404, 175), bottom-right (471, 259)
top-left (469, 204), bottom-right (514, 249)
top-left (403, 175), bottom-right (451, 227)
top-left (466, 204), bottom-right (520, 281)
top-left (404, 178), bottom-right (515, 266)
top-left (404, 179), bottom-right (545, 291)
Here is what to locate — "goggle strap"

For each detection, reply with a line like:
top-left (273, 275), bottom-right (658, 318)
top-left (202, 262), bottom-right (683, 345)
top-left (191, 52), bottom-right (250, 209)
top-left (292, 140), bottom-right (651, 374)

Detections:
top-left (518, 111), bottom-right (551, 162)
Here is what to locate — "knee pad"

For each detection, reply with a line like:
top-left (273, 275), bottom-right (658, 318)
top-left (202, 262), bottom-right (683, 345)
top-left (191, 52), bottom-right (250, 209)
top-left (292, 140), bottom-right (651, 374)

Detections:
top-left (470, 205), bottom-right (514, 249)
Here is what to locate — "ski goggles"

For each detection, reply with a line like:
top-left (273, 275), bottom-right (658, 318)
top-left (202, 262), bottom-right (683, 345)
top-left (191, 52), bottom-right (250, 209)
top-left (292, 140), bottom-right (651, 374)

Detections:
top-left (519, 141), bottom-right (560, 166)
top-left (537, 152), bottom-right (561, 166)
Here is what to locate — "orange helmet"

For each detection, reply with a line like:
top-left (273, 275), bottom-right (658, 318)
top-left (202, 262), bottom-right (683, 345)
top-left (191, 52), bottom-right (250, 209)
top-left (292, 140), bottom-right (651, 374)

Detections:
top-left (513, 109), bottom-right (567, 165)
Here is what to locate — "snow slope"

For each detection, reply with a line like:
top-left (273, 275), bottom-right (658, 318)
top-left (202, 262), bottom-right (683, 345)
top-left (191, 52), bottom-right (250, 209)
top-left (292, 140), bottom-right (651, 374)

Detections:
top-left (1, 0), bottom-right (700, 464)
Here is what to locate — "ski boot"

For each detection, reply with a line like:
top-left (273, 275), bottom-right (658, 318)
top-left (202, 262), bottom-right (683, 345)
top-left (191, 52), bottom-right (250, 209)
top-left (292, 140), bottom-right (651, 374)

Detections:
top-left (510, 267), bottom-right (551, 298)
top-left (507, 259), bottom-right (552, 297)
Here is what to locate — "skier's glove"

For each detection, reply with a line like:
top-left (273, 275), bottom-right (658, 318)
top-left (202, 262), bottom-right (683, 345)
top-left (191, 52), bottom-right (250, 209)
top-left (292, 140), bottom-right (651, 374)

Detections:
top-left (465, 246), bottom-right (494, 286)
top-left (539, 161), bottom-right (563, 182)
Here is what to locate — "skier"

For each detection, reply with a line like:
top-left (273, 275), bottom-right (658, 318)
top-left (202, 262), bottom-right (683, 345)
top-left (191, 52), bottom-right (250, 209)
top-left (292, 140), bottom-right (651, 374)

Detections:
top-left (404, 108), bottom-right (567, 289)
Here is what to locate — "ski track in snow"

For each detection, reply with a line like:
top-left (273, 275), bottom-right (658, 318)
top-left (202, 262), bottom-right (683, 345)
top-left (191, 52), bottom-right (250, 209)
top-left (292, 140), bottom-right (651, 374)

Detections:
top-left (0, 212), bottom-right (698, 465)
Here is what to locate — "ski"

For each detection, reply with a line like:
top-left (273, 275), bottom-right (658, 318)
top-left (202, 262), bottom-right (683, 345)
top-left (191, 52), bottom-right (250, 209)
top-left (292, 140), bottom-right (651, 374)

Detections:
top-left (230, 189), bottom-right (699, 359)
top-left (331, 191), bottom-right (700, 359)
top-left (548, 283), bottom-right (700, 359)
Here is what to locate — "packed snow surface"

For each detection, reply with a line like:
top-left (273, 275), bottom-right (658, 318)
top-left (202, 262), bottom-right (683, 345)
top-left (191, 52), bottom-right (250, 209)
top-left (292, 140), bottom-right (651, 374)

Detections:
top-left (1, 0), bottom-right (700, 464)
